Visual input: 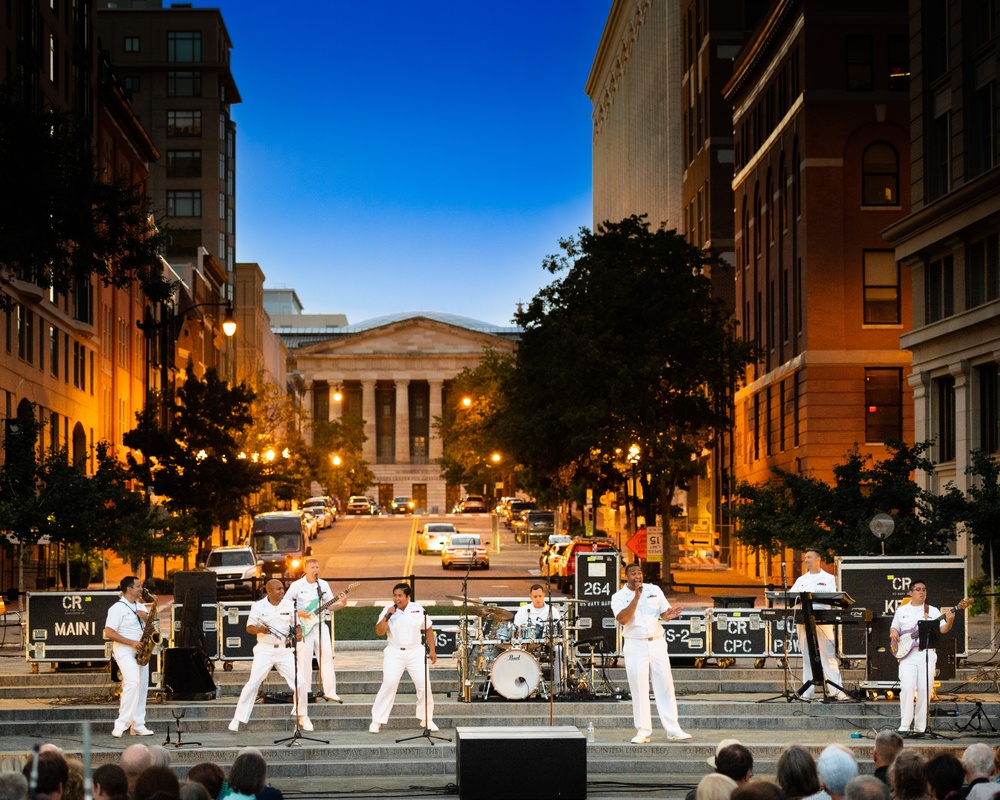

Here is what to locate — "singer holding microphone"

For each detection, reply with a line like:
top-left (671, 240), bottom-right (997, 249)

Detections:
top-left (787, 548), bottom-right (849, 701)
top-left (611, 562), bottom-right (691, 744)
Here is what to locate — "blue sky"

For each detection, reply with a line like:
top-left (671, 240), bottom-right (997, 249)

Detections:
top-left (215, 2), bottom-right (613, 327)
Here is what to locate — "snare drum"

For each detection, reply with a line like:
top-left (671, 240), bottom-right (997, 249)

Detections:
top-left (493, 620), bottom-right (516, 644)
top-left (490, 648), bottom-right (541, 699)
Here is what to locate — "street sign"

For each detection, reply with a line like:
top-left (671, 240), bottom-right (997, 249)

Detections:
top-left (646, 525), bottom-right (663, 563)
top-left (625, 528), bottom-right (646, 559)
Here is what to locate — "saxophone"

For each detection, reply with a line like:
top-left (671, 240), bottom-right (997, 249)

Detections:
top-left (135, 588), bottom-right (162, 666)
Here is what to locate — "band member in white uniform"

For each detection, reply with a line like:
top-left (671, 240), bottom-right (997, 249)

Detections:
top-left (788, 548), bottom-right (849, 700)
top-left (890, 579), bottom-right (956, 736)
top-left (369, 583), bottom-right (437, 733)
top-left (229, 580), bottom-right (298, 732)
top-left (285, 558), bottom-right (346, 726)
top-left (513, 584), bottom-right (563, 627)
top-left (610, 563), bottom-right (691, 744)
top-left (103, 576), bottom-right (154, 737)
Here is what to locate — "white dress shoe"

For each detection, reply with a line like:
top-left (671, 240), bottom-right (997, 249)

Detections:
top-left (630, 734), bottom-right (651, 744)
top-left (132, 726), bottom-right (154, 736)
top-left (420, 720), bottom-right (439, 732)
top-left (322, 694), bottom-right (343, 703)
top-left (228, 720), bottom-right (240, 732)
top-left (297, 717), bottom-right (314, 732)
top-left (368, 722), bottom-right (381, 734)
top-left (111, 727), bottom-right (126, 738)
top-left (668, 731), bottom-right (692, 741)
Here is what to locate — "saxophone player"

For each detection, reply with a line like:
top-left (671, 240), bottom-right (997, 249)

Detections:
top-left (103, 576), bottom-right (154, 737)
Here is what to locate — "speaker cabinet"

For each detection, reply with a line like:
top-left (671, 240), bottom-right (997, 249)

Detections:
top-left (867, 615), bottom-right (898, 682)
top-left (456, 726), bottom-right (586, 800)
top-left (173, 571), bottom-right (217, 606)
top-left (162, 647), bottom-right (216, 700)
top-left (935, 638), bottom-right (956, 681)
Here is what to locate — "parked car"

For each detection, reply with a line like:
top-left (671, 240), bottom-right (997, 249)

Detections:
top-left (302, 496), bottom-right (335, 528)
top-left (554, 537), bottom-right (618, 591)
top-left (390, 496), bottom-right (415, 514)
top-left (513, 510), bottom-right (556, 544)
top-left (460, 495), bottom-right (487, 513)
top-left (347, 495), bottom-right (372, 515)
top-left (204, 545), bottom-right (262, 597)
top-left (503, 499), bottom-right (536, 528)
top-left (539, 536), bottom-right (572, 577)
top-left (417, 522), bottom-right (456, 554)
top-left (301, 509), bottom-right (320, 538)
top-left (250, 512), bottom-right (312, 581)
top-left (441, 533), bottom-right (490, 569)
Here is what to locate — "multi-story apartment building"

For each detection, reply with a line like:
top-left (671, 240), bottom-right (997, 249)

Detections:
top-left (884, 1), bottom-right (1000, 574)
top-left (96, 0), bottom-right (239, 383)
top-left (724, 2), bottom-right (914, 516)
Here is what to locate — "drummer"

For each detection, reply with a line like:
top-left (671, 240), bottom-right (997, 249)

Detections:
top-left (513, 584), bottom-right (563, 628)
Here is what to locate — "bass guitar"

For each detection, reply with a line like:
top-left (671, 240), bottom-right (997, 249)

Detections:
top-left (298, 582), bottom-right (360, 636)
top-left (891, 598), bottom-right (972, 660)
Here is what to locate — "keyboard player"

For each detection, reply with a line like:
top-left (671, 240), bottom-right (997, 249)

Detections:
top-left (788, 548), bottom-right (849, 701)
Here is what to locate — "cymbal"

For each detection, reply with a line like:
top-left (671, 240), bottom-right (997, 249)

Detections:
top-left (481, 605), bottom-right (514, 621)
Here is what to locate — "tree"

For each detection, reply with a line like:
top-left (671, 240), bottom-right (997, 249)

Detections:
top-left (312, 414), bottom-right (375, 502)
top-left (501, 217), bottom-right (758, 571)
top-left (0, 83), bottom-right (172, 308)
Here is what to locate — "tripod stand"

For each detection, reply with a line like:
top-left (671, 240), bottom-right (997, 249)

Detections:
top-left (275, 598), bottom-right (327, 746)
top-left (396, 607), bottom-right (450, 746)
top-left (957, 701), bottom-right (998, 734)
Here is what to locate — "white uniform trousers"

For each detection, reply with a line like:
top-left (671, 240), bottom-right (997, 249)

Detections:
top-left (295, 623), bottom-right (336, 715)
top-left (371, 645), bottom-right (434, 724)
top-left (112, 644), bottom-right (149, 731)
top-left (233, 643), bottom-right (296, 724)
top-left (622, 637), bottom-right (682, 737)
top-left (796, 623), bottom-right (843, 698)
top-left (898, 648), bottom-right (937, 732)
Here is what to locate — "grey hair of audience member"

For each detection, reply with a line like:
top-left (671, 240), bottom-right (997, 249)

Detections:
top-left (846, 775), bottom-right (890, 800)
top-left (179, 781), bottom-right (210, 800)
top-left (873, 731), bottom-right (903, 765)
top-left (0, 772), bottom-right (28, 800)
top-left (697, 773), bottom-right (738, 800)
top-left (148, 747), bottom-right (171, 769)
top-left (119, 745), bottom-right (151, 784)
top-left (818, 745), bottom-right (859, 797)
top-left (962, 744), bottom-right (994, 780)
top-left (777, 745), bottom-right (822, 800)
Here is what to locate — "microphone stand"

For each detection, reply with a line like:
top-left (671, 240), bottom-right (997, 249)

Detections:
top-left (275, 598), bottom-right (327, 746)
top-left (396, 607), bottom-right (450, 746)
top-left (759, 562), bottom-right (797, 703)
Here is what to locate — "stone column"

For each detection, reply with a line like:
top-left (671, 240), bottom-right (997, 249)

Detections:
top-left (428, 379), bottom-right (444, 461)
top-left (304, 381), bottom-right (315, 446)
top-left (361, 380), bottom-right (377, 462)
top-left (395, 380), bottom-right (410, 464)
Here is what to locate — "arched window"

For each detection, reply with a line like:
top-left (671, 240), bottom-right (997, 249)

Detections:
top-left (862, 142), bottom-right (899, 205)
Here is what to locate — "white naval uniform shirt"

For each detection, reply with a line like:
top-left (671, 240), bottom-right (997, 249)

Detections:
top-left (378, 601), bottom-right (432, 647)
top-left (285, 577), bottom-right (334, 619)
top-left (105, 598), bottom-right (144, 640)
top-left (247, 596), bottom-right (295, 646)
top-left (891, 602), bottom-right (945, 656)
top-left (788, 569), bottom-right (838, 610)
top-left (610, 584), bottom-right (670, 638)
top-left (513, 603), bottom-right (562, 627)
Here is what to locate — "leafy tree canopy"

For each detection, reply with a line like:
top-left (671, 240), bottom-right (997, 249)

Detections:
top-left (312, 414), bottom-right (375, 501)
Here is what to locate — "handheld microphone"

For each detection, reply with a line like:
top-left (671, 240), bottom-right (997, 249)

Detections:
top-left (781, 561), bottom-right (787, 587)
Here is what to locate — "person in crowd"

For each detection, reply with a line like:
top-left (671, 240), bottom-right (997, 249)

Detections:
top-left (0, 772), bottom-right (28, 800)
top-left (179, 783), bottom-right (210, 800)
top-left (686, 740), bottom-right (749, 800)
top-left (224, 752), bottom-right (268, 800)
top-left (845, 776), bottom-right (889, 800)
top-left (716, 744), bottom-right (755, 786)
top-left (104, 576), bottom-right (155, 737)
top-left (513, 584), bottom-right (562, 627)
top-left (731, 782), bottom-right (784, 800)
top-left (889, 580), bottom-right (958, 736)
top-left (62, 758), bottom-right (84, 800)
top-left (229, 580), bottom-right (298, 733)
top-left (788, 548), bottom-right (849, 700)
top-left (873, 731), bottom-right (904, 784)
top-left (890, 750), bottom-right (932, 800)
top-left (698, 774), bottom-right (738, 800)
top-left (22, 750), bottom-right (68, 800)
top-left (235, 748), bottom-right (282, 800)
top-left (370, 583), bottom-right (437, 734)
top-left (119, 745), bottom-right (151, 798)
top-left (185, 764), bottom-right (224, 800)
top-left (817, 745), bottom-right (859, 800)
top-left (285, 557), bottom-right (346, 730)
top-left (926, 753), bottom-right (965, 800)
top-left (92, 764), bottom-right (129, 800)
top-left (776, 745), bottom-right (825, 800)
top-left (610, 562), bottom-right (690, 743)
top-left (133, 767), bottom-right (179, 800)
top-left (962, 744), bottom-right (999, 800)
top-left (148, 748), bottom-right (170, 769)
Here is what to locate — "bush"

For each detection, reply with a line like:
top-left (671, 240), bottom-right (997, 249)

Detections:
top-left (967, 575), bottom-right (999, 619)
top-left (333, 605), bottom-right (459, 640)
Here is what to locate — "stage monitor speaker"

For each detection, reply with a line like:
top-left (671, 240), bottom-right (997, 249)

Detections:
top-left (935, 637), bottom-right (956, 681)
top-left (867, 615), bottom-right (899, 682)
top-left (162, 646), bottom-right (216, 700)
top-left (173, 571), bottom-right (217, 607)
top-left (456, 726), bottom-right (585, 800)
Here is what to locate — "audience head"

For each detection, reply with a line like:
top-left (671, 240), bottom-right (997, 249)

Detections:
top-left (716, 744), bottom-right (754, 784)
top-left (148, 747), bottom-right (171, 769)
top-left (698, 773), bottom-right (739, 800)
top-left (62, 758), bottom-right (84, 800)
top-left (873, 731), bottom-right (904, 768)
top-left (23, 751), bottom-right (68, 800)
top-left (134, 766), bottom-right (179, 800)
top-left (890, 750), bottom-right (929, 800)
top-left (731, 781), bottom-right (784, 800)
top-left (0, 773), bottom-right (28, 800)
top-left (92, 764), bottom-right (128, 800)
top-left (962, 744), bottom-right (994, 781)
top-left (926, 753), bottom-right (964, 800)
top-left (845, 775), bottom-right (890, 800)
top-left (776, 745), bottom-right (821, 800)
top-left (226, 752), bottom-right (267, 798)
top-left (178, 782), bottom-right (210, 800)
top-left (184, 763), bottom-right (224, 800)
top-left (818, 745), bottom-right (860, 799)
top-left (119, 745), bottom-right (151, 790)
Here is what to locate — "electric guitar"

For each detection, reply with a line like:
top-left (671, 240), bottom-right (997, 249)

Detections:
top-left (297, 582), bottom-right (360, 636)
top-left (891, 598), bottom-right (972, 660)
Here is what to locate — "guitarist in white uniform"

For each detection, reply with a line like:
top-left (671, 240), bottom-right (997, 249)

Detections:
top-left (889, 579), bottom-right (956, 737)
top-left (286, 558), bottom-right (346, 724)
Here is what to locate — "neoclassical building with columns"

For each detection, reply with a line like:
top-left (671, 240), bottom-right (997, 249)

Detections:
top-left (276, 311), bottom-right (519, 513)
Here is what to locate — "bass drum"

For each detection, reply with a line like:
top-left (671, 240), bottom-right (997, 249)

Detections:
top-left (490, 648), bottom-right (540, 699)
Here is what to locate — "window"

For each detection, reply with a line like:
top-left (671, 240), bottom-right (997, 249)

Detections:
top-left (846, 35), bottom-right (874, 91)
top-left (167, 71), bottom-right (201, 97)
top-left (864, 251), bottom-right (901, 324)
top-left (862, 142), bottom-right (899, 205)
top-left (167, 190), bottom-right (201, 217)
top-left (888, 35), bottom-right (909, 91)
top-left (969, 0), bottom-right (995, 50)
top-left (926, 255), bottom-right (954, 322)
top-left (50, 326), bottom-right (58, 377)
top-left (73, 342), bottom-right (86, 390)
top-left (167, 31), bottom-right (201, 62)
top-left (978, 364), bottom-right (999, 453)
top-left (967, 82), bottom-right (995, 178)
top-left (48, 34), bottom-right (57, 85)
top-left (124, 36), bottom-right (140, 53)
top-left (865, 368), bottom-right (903, 443)
top-left (166, 150), bottom-right (202, 178)
top-left (967, 234), bottom-right (999, 308)
top-left (934, 375), bottom-right (956, 462)
top-left (925, 0), bottom-right (948, 80)
top-left (167, 110), bottom-right (202, 136)
top-left (927, 112), bottom-right (950, 201)
top-left (121, 75), bottom-right (139, 93)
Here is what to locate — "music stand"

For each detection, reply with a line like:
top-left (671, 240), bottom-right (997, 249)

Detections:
top-left (396, 608), bottom-right (450, 746)
top-left (275, 598), bottom-right (328, 747)
top-left (916, 618), bottom-right (951, 740)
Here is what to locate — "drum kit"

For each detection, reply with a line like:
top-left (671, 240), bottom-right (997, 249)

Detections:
top-left (448, 595), bottom-right (605, 702)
